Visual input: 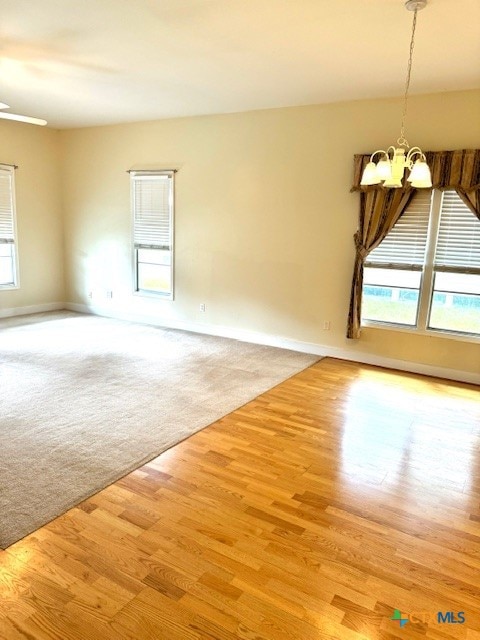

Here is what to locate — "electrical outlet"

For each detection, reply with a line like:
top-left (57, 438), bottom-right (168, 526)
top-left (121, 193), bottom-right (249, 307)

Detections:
top-left (88, 291), bottom-right (93, 299)
top-left (323, 320), bottom-right (331, 330)
top-left (106, 291), bottom-right (113, 299)
top-left (199, 303), bottom-right (206, 312)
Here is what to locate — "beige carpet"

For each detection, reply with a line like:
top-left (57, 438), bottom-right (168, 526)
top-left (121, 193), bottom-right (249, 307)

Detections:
top-left (0, 311), bottom-right (318, 548)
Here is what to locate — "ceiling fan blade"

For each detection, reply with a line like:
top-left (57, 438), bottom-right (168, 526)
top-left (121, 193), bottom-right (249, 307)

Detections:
top-left (0, 111), bottom-right (47, 126)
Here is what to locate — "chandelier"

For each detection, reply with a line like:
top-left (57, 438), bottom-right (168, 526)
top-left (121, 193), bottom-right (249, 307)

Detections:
top-left (361, 0), bottom-right (432, 189)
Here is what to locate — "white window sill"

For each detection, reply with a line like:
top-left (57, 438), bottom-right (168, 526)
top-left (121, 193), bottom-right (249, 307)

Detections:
top-left (362, 320), bottom-right (480, 344)
top-left (0, 284), bottom-right (19, 291)
top-left (133, 289), bottom-right (174, 301)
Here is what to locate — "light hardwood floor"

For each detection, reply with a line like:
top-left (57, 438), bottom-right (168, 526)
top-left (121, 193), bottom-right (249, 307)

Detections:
top-left (1, 357), bottom-right (480, 639)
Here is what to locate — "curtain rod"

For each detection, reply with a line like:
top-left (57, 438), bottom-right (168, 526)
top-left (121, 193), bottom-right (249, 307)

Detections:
top-left (126, 169), bottom-right (177, 173)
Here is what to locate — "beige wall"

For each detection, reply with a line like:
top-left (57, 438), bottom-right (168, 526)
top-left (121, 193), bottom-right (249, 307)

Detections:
top-left (60, 89), bottom-right (480, 376)
top-left (0, 120), bottom-right (64, 313)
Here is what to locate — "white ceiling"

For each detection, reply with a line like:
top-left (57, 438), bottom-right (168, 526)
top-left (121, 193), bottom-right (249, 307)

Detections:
top-left (0, 0), bottom-right (479, 129)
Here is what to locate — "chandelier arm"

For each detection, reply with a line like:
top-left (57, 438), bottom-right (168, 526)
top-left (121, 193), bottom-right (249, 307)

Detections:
top-left (386, 145), bottom-right (397, 158)
top-left (406, 146), bottom-right (424, 158)
top-left (406, 146), bottom-right (426, 167)
top-left (369, 149), bottom-right (389, 162)
top-left (399, 8), bottom-right (418, 147)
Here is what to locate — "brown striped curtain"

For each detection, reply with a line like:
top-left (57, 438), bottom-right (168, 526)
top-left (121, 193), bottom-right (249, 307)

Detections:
top-left (347, 149), bottom-right (480, 339)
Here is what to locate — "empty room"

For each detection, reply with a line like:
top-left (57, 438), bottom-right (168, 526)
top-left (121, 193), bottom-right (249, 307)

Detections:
top-left (1, 0), bottom-right (480, 638)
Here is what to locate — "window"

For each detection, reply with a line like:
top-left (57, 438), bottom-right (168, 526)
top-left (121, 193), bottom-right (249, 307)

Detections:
top-left (0, 165), bottom-right (18, 289)
top-left (131, 170), bottom-right (174, 298)
top-left (362, 189), bottom-right (480, 338)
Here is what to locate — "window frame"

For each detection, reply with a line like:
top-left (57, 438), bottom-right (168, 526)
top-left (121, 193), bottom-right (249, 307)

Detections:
top-left (0, 164), bottom-right (19, 291)
top-left (130, 170), bottom-right (175, 300)
top-left (361, 189), bottom-right (480, 343)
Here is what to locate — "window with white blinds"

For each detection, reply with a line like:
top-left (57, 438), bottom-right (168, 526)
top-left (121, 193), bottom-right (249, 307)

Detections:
top-left (133, 173), bottom-right (173, 250)
top-left (434, 190), bottom-right (480, 273)
top-left (362, 188), bottom-right (480, 338)
top-left (0, 165), bottom-right (18, 288)
top-left (131, 171), bottom-right (174, 297)
top-left (366, 190), bottom-right (432, 269)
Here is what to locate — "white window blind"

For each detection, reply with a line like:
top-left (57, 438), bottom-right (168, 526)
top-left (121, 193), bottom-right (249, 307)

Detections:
top-left (366, 189), bottom-right (432, 269)
top-left (132, 173), bottom-right (173, 249)
top-left (434, 190), bottom-right (480, 273)
top-left (0, 168), bottom-right (15, 244)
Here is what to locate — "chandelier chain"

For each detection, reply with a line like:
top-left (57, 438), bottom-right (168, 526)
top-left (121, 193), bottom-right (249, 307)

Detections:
top-left (398, 9), bottom-right (418, 148)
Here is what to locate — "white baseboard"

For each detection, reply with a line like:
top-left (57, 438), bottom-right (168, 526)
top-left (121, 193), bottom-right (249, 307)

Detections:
top-left (66, 301), bottom-right (480, 385)
top-left (65, 302), bottom-right (327, 354)
top-left (0, 301), bottom-right (65, 319)
top-left (329, 350), bottom-right (480, 385)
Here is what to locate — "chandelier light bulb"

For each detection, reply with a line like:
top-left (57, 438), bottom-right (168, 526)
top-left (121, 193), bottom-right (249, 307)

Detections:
top-left (360, 162), bottom-right (382, 185)
top-left (376, 158), bottom-right (393, 181)
top-left (408, 159), bottom-right (433, 187)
